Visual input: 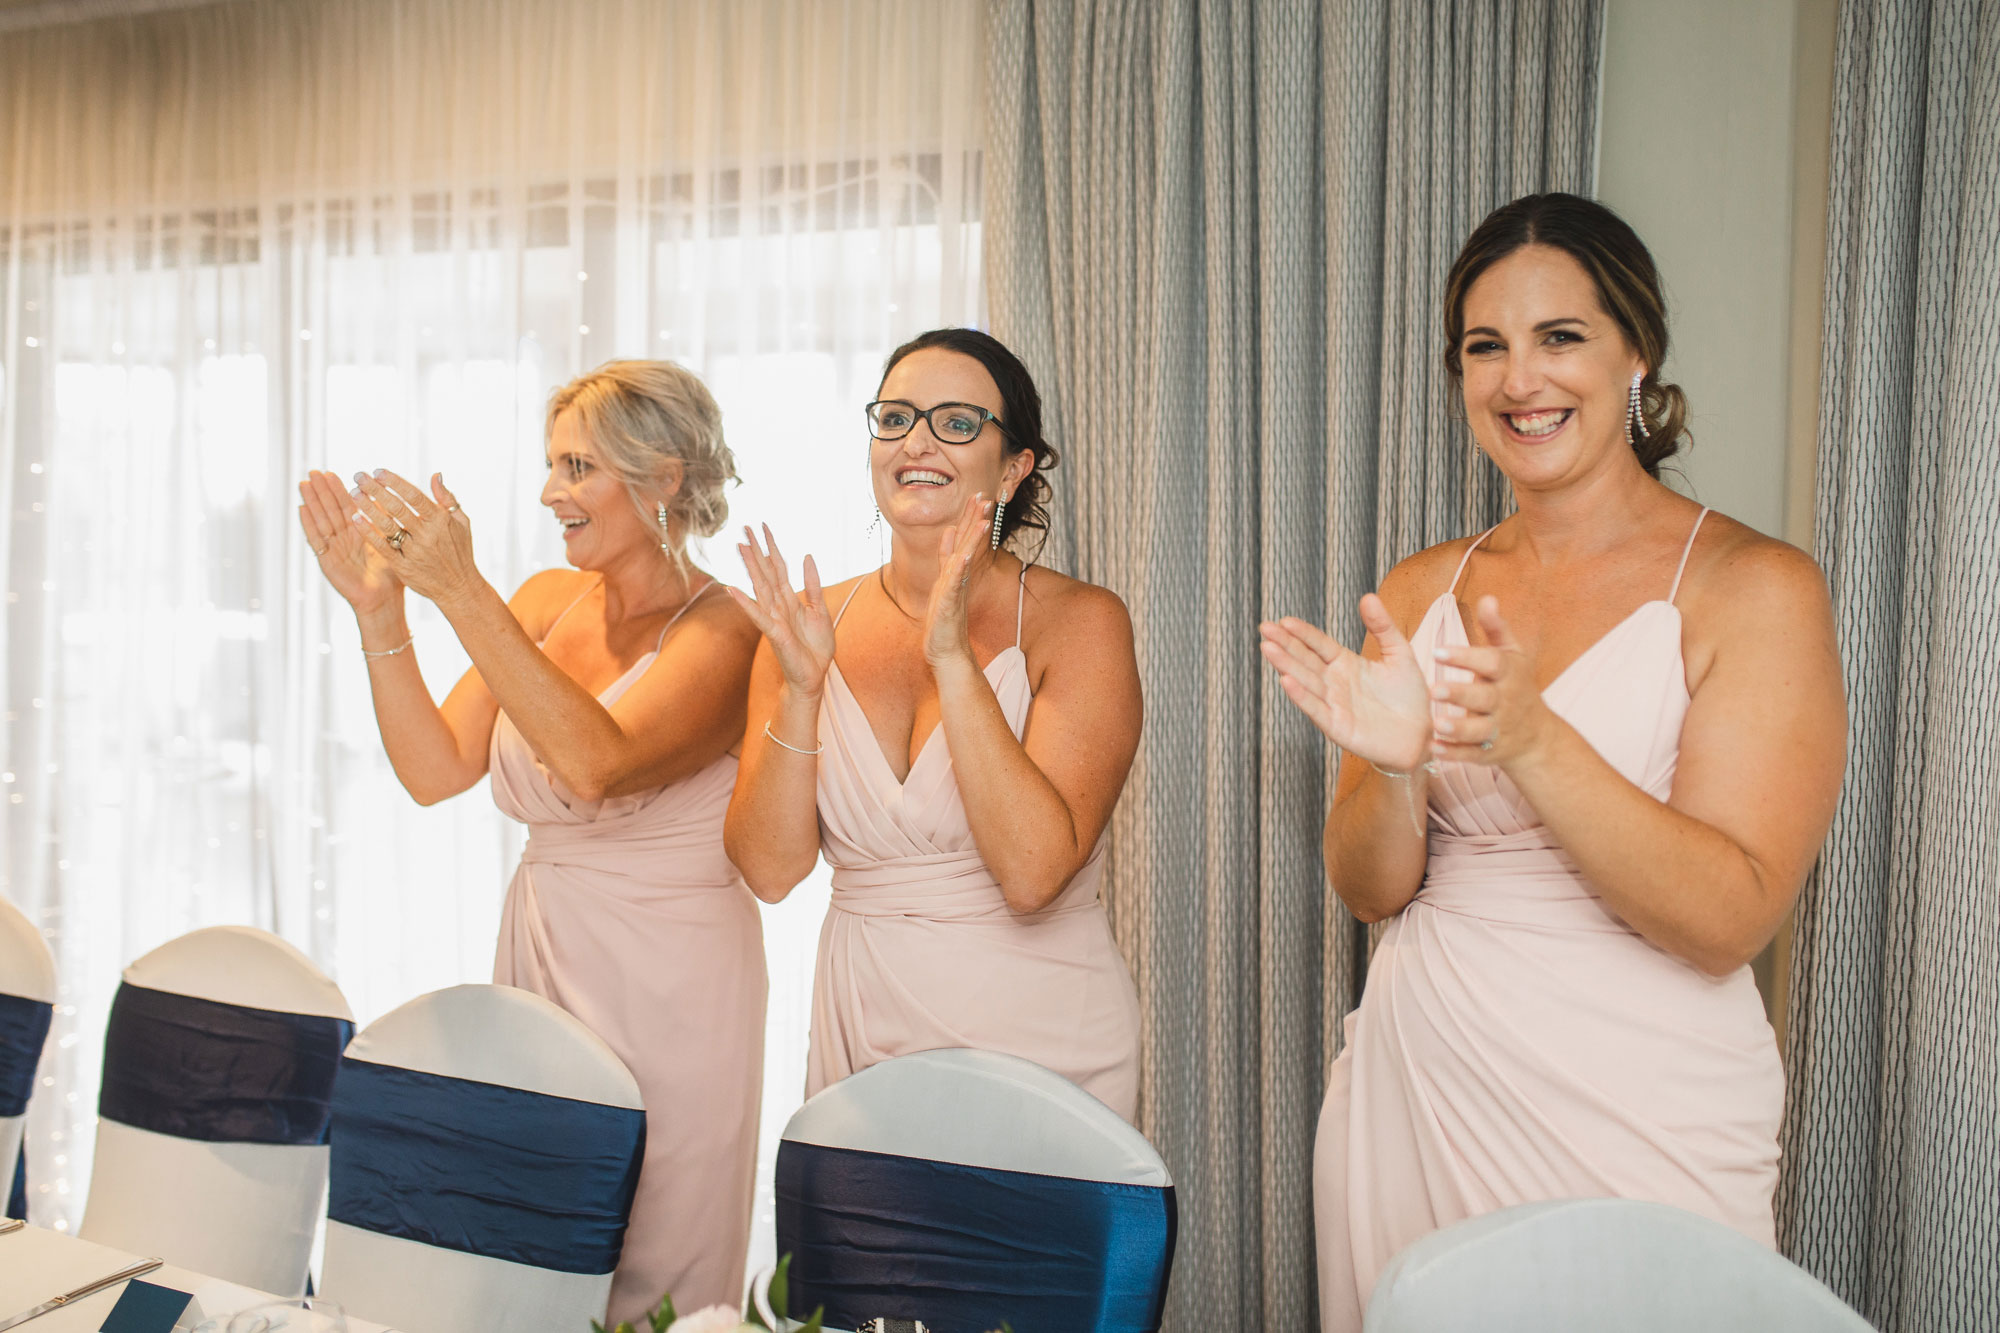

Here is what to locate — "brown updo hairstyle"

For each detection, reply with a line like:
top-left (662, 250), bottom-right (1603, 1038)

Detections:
top-left (1441, 192), bottom-right (1690, 477)
top-left (876, 328), bottom-right (1057, 553)
top-left (545, 360), bottom-right (739, 561)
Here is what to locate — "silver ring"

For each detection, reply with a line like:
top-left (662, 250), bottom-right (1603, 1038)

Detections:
top-left (310, 543), bottom-right (327, 556)
top-left (387, 528), bottom-right (408, 551)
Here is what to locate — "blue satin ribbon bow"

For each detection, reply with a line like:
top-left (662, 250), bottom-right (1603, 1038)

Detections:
top-left (328, 1057), bottom-right (645, 1275)
top-left (777, 1140), bottom-right (1177, 1333)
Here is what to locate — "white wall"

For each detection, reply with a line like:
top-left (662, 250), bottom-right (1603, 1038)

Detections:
top-left (1597, 0), bottom-right (1836, 545)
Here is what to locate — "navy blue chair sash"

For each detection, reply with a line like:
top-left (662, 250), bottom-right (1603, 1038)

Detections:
top-left (329, 1057), bottom-right (645, 1275)
top-left (1, 991), bottom-right (52, 1220)
top-left (98, 983), bottom-right (353, 1144)
top-left (777, 1141), bottom-right (1177, 1333)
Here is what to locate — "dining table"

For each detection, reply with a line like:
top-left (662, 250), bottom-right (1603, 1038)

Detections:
top-left (0, 1223), bottom-right (397, 1332)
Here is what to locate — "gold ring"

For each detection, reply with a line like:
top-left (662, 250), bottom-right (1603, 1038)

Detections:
top-left (388, 529), bottom-right (408, 551)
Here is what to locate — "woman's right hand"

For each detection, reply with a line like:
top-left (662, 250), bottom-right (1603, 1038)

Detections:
top-left (729, 524), bottom-right (836, 698)
top-left (298, 470), bottom-right (404, 614)
top-left (1259, 592), bottom-right (1433, 773)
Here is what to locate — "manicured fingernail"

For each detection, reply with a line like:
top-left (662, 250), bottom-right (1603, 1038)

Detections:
top-left (1433, 647), bottom-right (1450, 660)
top-left (352, 472), bottom-right (367, 485)
top-left (349, 486), bottom-right (363, 498)
top-left (371, 468), bottom-right (385, 479)
top-left (1431, 685), bottom-right (1448, 700)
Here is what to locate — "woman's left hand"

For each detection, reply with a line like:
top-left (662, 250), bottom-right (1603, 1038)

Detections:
top-left (1429, 595), bottom-right (1559, 768)
top-left (921, 491), bottom-right (995, 669)
top-left (348, 469), bottom-right (482, 607)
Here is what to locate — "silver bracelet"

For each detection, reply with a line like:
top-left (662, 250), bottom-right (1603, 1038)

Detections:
top-left (361, 635), bottom-right (414, 660)
top-left (763, 721), bottom-right (822, 757)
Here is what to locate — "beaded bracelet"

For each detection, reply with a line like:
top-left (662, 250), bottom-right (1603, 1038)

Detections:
top-left (361, 635), bottom-right (414, 660)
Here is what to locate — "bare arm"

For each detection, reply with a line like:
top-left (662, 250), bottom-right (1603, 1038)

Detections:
top-left (349, 470), bottom-right (756, 803)
top-left (1433, 542), bottom-right (1845, 975)
top-left (1261, 559), bottom-right (1440, 922)
top-left (723, 527), bottom-right (840, 903)
top-left (300, 468), bottom-right (497, 805)
top-left (939, 580), bottom-right (1141, 914)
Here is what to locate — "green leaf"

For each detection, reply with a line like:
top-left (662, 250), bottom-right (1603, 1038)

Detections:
top-left (591, 1322), bottom-right (608, 1333)
top-left (768, 1252), bottom-right (793, 1320)
top-left (645, 1292), bottom-right (677, 1333)
top-left (799, 1304), bottom-right (825, 1333)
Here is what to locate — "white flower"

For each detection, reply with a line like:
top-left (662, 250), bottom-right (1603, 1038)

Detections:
top-left (664, 1306), bottom-right (754, 1333)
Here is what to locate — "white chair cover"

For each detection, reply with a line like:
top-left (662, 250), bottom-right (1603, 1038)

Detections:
top-left (1363, 1197), bottom-right (1873, 1332)
top-left (0, 895), bottom-right (57, 1217)
top-left (778, 1047), bottom-right (1176, 1332)
top-left (77, 925), bottom-right (352, 1296)
top-left (319, 983), bottom-right (645, 1333)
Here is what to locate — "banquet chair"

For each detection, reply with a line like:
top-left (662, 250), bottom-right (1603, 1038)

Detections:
top-left (776, 1048), bottom-right (1177, 1333)
top-left (77, 925), bottom-right (354, 1295)
top-left (319, 983), bottom-right (646, 1333)
top-left (1363, 1197), bottom-right (1873, 1332)
top-left (0, 894), bottom-right (56, 1220)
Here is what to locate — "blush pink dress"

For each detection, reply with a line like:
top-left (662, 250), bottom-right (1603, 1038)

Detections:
top-left (805, 569), bottom-right (1143, 1120)
top-left (1314, 509), bottom-right (1784, 1331)
top-left (490, 579), bottom-right (767, 1318)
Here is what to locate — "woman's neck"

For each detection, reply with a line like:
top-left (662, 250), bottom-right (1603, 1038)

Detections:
top-left (1507, 455), bottom-right (1670, 567)
top-left (882, 527), bottom-right (1004, 611)
top-left (596, 545), bottom-right (704, 624)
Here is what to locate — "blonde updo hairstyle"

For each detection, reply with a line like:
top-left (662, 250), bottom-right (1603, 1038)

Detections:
top-left (544, 360), bottom-right (738, 562)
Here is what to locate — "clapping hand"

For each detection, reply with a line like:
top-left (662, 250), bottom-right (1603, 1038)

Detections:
top-left (345, 470), bottom-right (481, 607)
top-left (729, 524), bottom-right (837, 697)
top-left (1259, 593), bottom-right (1433, 773)
top-left (298, 469), bottom-right (402, 613)
top-left (921, 492), bottom-right (995, 670)
top-left (1428, 595), bottom-right (1554, 768)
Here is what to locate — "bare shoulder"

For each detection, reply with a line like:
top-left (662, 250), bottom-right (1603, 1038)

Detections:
top-left (1378, 532), bottom-right (1485, 635)
top-left (676, 576), bottom-right (762, 649)
top-left (508, 568), bottom-right (594, 639)
top-left (1021, 563), bottom-right (1134, 651)
top-left (1682, 514), bottom-right (1832, 630)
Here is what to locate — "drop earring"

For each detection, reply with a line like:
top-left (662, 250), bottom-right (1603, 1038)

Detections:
top-left (990, 493), bottom-right (1008, 551)
top-left (1625, 372), bottom-right (1644, 448)
top-left (656, 501), bottom-right (672, 557)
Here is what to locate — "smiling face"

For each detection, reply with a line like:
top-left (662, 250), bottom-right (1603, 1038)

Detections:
top-left (871, 347), bottom-right (1034, 535)
top-left (1457, 243), bottom-right (1647, 492)
top-left (541, 409), bottom-right (662, 570)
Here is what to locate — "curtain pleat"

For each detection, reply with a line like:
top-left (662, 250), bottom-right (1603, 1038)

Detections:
top-left (986, 2), bottom-right (1602, 1326)
top-left (1778, 1), bottom-right (2000, 1328)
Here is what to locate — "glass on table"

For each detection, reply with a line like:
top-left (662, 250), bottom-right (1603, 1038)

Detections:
top-left (209, 1297), bottom-right (349, 1332)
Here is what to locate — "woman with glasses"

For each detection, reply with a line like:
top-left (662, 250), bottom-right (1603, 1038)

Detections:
top-left (723, 327), bottom-right (1144, 1119)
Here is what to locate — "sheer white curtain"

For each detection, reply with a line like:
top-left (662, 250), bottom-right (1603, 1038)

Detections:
top-left (0, 0), bottom-right (985, 1277)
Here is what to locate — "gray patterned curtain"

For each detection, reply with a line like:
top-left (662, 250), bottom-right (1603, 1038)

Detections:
top-left (985, 1), bottom-right (1602, 1327)
top-left (1777, 0), bottom-right (2000, 1328)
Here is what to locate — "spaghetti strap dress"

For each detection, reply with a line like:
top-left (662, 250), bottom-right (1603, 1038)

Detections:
top-left (1314, 509), bottom-right (1784, 1331)
top-left (489, 578), bottom-right (767, 1317)
top-left (804, 568), bottom-right (1144, 1120)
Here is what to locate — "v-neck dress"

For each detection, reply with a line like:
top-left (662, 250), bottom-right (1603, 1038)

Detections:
top-left (804, 570), bottom-right (1143, 1121)
top-left (489, 579), bottom-right (767, 1318)
top-left (1313, 510), bottom-right (1783, 1331)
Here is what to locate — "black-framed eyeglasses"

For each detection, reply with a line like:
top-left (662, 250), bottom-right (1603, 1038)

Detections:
top-left (865, 399), bottom-right (1013, 446)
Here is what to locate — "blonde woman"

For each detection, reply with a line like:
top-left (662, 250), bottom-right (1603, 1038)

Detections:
top-left (297, 361), bottom-right (766, 1316)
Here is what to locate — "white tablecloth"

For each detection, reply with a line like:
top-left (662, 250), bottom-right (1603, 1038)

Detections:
top-left (0, 1226), bottom-right (397, 1332)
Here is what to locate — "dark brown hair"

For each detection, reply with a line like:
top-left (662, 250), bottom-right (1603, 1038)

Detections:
top-left (877, 328), bottom-right (1056, 552)
top-left (1442, 192), bottom-right (1690, 477)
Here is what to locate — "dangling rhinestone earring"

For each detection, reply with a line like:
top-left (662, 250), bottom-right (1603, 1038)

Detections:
top-left (656, 501), bottom-right (672, 558)
top-left (868, 505), bottom-right (881, 536)
top-left (989, 493), bottom-right (1008, 551)
top-left (1625, 371), bottom-right (1644, 448)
